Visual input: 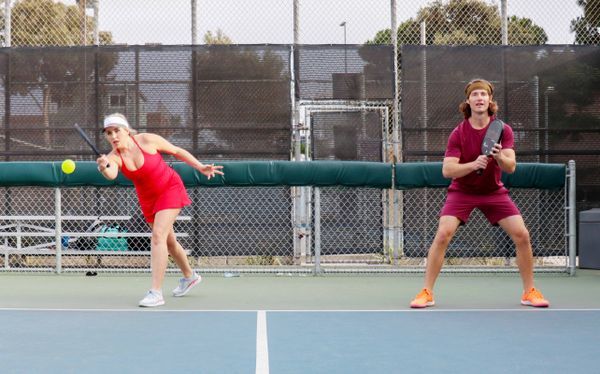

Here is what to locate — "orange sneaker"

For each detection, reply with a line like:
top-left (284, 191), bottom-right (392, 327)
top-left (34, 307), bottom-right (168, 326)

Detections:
top-left (521, 287), bottom-right (549, 308)
top-left (410, 288), bottom-right (435, 308)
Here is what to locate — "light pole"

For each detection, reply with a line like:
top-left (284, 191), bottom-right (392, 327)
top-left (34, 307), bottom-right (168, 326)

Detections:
top-left (544, 86), bottom-right (555, 163)
top-left (340, 21), bottom-right (347, 73)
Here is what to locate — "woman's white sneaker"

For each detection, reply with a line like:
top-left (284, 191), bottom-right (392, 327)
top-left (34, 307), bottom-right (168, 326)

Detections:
top-left (172, 273), bottom-right (202, 297)
top-left (139, 290), bottom-right (165, 307)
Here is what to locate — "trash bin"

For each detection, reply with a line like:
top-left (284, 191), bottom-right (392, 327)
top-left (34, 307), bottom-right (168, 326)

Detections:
top-left (579, 209), bottom-right (600, 269)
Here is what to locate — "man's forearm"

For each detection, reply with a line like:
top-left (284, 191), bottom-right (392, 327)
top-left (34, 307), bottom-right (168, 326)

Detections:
top-left (442, 158), bottom-right (476, 179)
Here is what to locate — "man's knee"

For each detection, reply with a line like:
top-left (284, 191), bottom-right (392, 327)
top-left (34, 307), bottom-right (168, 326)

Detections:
top-left (512, 226), bottom-right (531, 246)
top-left (434, 225), bottom-right (457, 246)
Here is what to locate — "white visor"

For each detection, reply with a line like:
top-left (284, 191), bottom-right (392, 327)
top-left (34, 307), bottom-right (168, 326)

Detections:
top-left (103, 115), bottom-right (130, 129)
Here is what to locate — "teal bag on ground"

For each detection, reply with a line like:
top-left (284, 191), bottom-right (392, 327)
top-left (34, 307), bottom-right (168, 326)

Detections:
top-left (96, 225), bottom-right (128, 251)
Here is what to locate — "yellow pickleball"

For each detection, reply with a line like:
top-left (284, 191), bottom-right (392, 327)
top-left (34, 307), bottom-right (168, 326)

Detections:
top-left (61, 159), bottom-right (76, 174)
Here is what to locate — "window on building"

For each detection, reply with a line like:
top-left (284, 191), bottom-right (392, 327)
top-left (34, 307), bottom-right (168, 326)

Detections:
top-left (110, 95), bottom-right (126, 107)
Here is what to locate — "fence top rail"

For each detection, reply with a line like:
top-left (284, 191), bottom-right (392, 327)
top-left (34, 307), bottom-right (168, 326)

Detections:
top-left (0, 161), bottom-right (565, 189)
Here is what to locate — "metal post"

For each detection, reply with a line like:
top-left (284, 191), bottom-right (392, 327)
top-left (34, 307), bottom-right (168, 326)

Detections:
top-left (293, 0), bottom-right (299, 45)
top-left (568, 160), bottom-right (576, 275)
top-left (79, 0), bottom-right (87, 46)
top-left (391, 0), bottom-right (399, 162)
top-left (501, 0), bottom-right (508, 45)
top-left (391, 0), bottom-right (401, 263)
top-left (93, 0), bottom-right (99, 45)
top-left (55, 188), bottom-right (62, 274)
top-left (421, 21), bottom-right (427, 160)
top-left (4, 44), bottom-right (10, 157)
top-left (191, 0), bottom-right (197, 45)
top-left (291, 46), bottom-right (300, 162)
top-left (290, 44), bottom-right (302, 262)
top-left (544, 86), bottom-right (555, 164)
top-left (340, 22), bottom-right (347, 74)
top-left (313, 187), bottom-right (322, 275)
top-left (135, 47), bottom-right (140, 129)
top-left (533, 76), bottom-right (540, 163)
top-left (5, 0), bottom-right (11, 47)
top-left (500, 0), bottom-right (509, 125)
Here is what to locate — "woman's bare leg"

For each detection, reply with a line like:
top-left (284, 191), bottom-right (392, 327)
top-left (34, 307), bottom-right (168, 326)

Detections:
top-left (148, 209), bottom-right (180, 291)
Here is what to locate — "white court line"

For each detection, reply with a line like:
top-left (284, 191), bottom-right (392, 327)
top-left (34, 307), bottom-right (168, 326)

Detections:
top-left (255, 310), bottom-right (270, 374)
top-left (1, 307), bottom-right (600, 313)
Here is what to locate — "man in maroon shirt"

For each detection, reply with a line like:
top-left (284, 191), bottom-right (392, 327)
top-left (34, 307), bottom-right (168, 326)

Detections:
top-left (410, 79), bottom-right (549, 308)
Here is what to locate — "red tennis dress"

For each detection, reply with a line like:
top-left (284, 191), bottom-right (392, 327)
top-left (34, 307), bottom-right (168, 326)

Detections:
top-left (118, 137), bottom-right (191, 223)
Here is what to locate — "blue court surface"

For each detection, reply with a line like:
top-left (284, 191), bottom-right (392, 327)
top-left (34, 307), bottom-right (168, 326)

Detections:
top-left (1, 308), bottom-right (599, 373)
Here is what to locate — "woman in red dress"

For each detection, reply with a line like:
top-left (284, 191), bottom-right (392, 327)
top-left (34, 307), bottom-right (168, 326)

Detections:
top-left (96, 113), bottom-right (223, 307)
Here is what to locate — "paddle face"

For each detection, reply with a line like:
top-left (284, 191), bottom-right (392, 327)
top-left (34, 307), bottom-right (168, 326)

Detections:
top-left (481, 119), bottom-right (504, 156)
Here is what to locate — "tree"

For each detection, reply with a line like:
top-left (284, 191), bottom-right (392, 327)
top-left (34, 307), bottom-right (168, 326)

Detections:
top-left (367, 0), bottom-right (547, 46)
top-left (7, 0), bottom-right (116, 148)
top-left (11, 0), bottom-right (112, 46)
top-left (572, 0), bottom-right (600, 44)
top-left (195, 45), bottom-right (289, 159)
top-left (203, 29), bottom-right (233, 45)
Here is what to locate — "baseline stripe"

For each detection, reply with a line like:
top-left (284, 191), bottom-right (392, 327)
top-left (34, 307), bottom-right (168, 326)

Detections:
top-left (1, 308), bottom-right (600, 313)
top-left (256, 310), bottom-right (269, 374)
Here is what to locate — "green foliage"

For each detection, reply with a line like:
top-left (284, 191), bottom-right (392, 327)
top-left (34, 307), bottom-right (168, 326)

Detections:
top-left (367, 0), bottom-right (547, 46)
top-left (5, 0), bottom-right (118, 146)
top-left (572, 0), bottom-right (600, 44)
top-left (580, 0), bottom-right (600, 26)
top-left (204, 29), bottom-right (233, 45)
top-left (507, 16), bottom-right (548, 45)
top-left (195, 46), bottom-right (289, 125)
top-left (12, 0), bottom-right (94, 46)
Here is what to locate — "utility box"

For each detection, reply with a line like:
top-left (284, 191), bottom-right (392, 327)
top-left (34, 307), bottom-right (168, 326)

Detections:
top-left (579, 209), bottom-right (600, 269)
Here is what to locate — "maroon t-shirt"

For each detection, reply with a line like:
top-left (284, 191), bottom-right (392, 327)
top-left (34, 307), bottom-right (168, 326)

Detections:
top-left (444, 118), bottom-right (515, 194)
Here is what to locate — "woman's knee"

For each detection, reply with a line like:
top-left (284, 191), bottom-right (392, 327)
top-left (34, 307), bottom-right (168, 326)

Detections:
top-left (151, 231), bottom-right (169, 247)
top-left (165, 235), bottom-right (179, 254)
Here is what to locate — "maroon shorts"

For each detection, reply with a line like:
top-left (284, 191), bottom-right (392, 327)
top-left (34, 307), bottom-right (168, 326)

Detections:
top-left (440, 189), bottom-right (521, 225)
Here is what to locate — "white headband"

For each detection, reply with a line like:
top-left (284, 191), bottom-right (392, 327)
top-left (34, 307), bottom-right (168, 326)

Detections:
top-left (103, 115), bottom-right (130, 129)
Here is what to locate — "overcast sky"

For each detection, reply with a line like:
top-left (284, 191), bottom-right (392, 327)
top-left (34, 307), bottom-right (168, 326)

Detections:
top-left (80, 0), bottom-right (582, 46)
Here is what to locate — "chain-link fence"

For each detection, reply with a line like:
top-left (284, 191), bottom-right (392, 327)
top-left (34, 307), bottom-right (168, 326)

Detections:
top-left (0, 164), bottom-right (573, 274)
top-left (0, 1), bottom-right (593, 273)
top-left (0, 185), bottom-right (295, 272)
top-left (401, 45), bottom-right (600, 215)
top-left (2, 1), bottom-right (599, 46)
top-left (401, 188), bottom-right (567, 267)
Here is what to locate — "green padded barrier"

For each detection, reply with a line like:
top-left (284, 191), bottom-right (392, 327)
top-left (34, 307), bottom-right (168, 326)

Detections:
top-left (0, 162), bottom-right (130, 187)
top-left (0, 161), bottom-right (393, 188)
top-left (394, 162), bottom-right (565, 190)
top-left (0, 161), bottom-right (563, 189)
top-left (395, 162), bottom-right (450, 189)
top-left (0, 162), bottom-right (58, 187)
top-left (196, 161), bottom-right (392, 188)
top-left (58, 162), bottom-right (132, 187)
top-left (274, 161), bottom-right (391, 188)
top-left (501, 163), bottom-right (565, 189)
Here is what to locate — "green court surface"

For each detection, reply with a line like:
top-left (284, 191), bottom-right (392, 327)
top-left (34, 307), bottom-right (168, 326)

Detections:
top-left (1, 270), bottom-right (599, 310)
